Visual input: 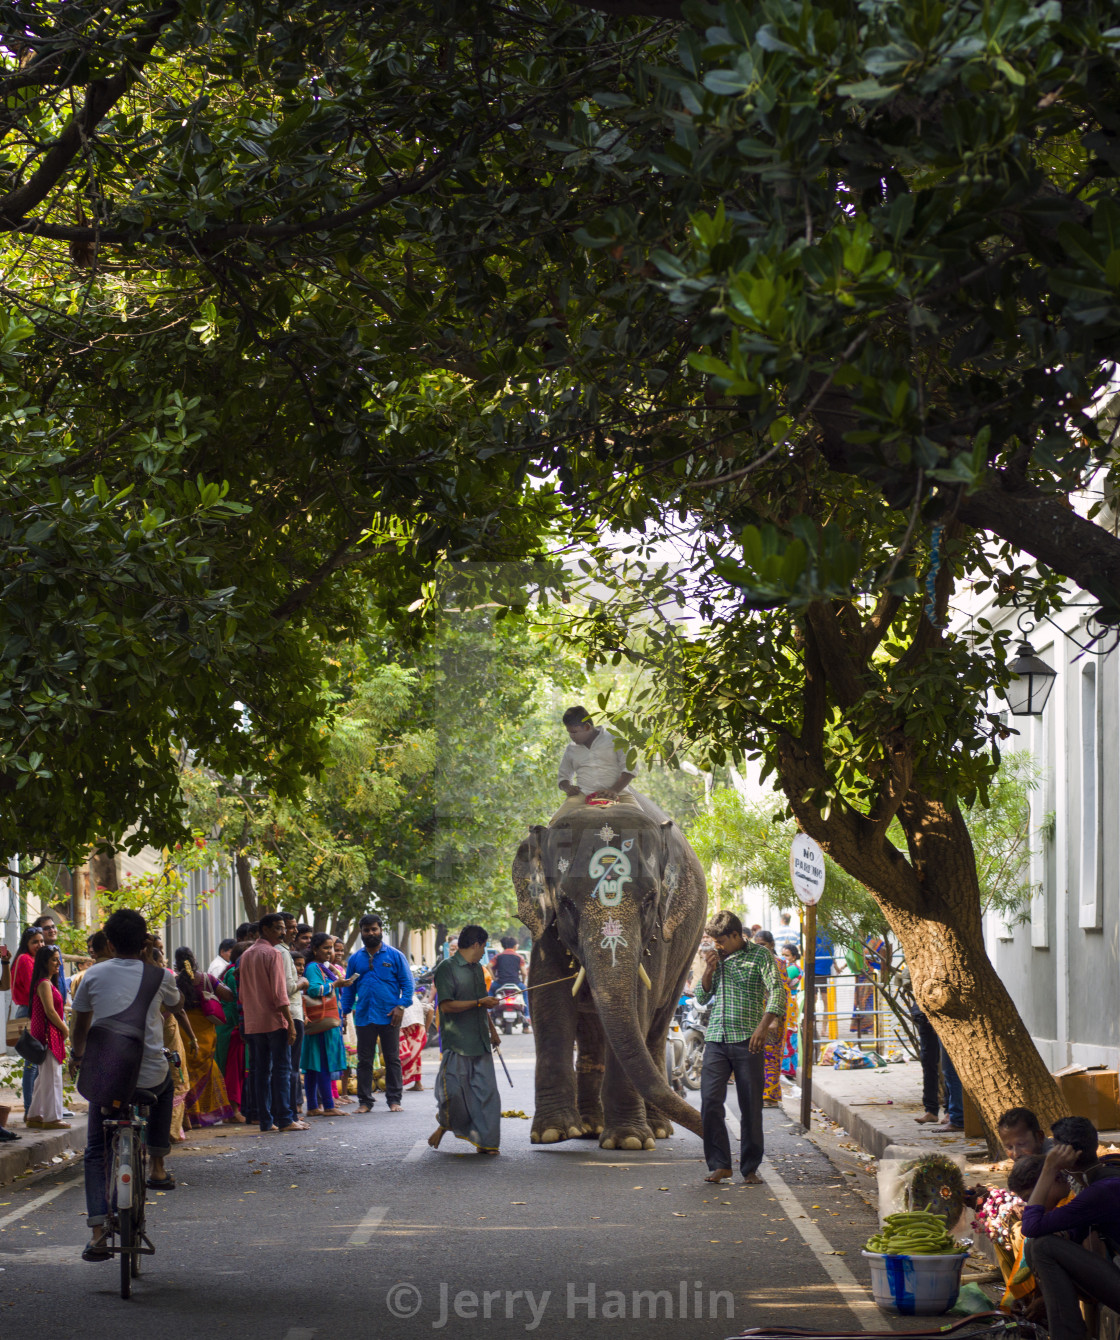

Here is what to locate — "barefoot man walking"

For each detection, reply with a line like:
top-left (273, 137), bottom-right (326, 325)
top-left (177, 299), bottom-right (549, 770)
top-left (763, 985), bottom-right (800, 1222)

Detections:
top-left (428, 926), bottom-right (502, 1155)
top-left (696, 910), bottom-right (785, 1186)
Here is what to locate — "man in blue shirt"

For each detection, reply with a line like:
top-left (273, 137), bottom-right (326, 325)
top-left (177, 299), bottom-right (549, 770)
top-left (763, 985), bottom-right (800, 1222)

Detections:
top-left (340, 914), bottom-right (415, 1114)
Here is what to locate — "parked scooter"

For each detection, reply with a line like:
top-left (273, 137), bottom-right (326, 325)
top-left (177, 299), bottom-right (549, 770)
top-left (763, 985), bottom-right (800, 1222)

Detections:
top-left (680, 997), bottom-right (709, 1091)
top-left (665, 1010), bottom-right (687, 1095)
top-left (492, 983), bottom-right (530, 1035)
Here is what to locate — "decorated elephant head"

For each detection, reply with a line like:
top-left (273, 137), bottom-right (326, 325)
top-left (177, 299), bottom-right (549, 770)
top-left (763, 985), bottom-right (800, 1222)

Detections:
top-left (514, 804), bottom-right (700, 1134)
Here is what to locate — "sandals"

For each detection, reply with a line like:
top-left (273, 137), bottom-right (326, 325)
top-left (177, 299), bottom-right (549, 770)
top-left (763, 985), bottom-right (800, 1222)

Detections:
top-left (82, 1232), bottom-right (112, 1262)
top-left (147, 1174), bottom-right (175, 1191)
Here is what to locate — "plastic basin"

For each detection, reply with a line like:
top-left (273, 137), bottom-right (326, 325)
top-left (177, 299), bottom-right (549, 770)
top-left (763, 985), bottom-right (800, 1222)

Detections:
top-left (861, 1249), bottom-right (967, 1315)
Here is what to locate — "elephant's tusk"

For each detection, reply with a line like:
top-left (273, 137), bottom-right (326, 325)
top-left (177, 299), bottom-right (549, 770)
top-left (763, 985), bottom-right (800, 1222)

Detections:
top-left (571, 966), bottom-right (586, 997)
top-left (637, 964), bottom-right (652, 990)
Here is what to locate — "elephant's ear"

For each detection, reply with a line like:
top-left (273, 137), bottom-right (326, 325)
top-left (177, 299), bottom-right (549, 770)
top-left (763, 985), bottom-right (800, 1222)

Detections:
top-left (514, 824), bottom-right (558, 942)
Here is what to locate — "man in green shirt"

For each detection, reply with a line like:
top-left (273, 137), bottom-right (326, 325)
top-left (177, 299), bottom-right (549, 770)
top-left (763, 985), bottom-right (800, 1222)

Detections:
top-left (428, 925), bottom-right (503, 1154)
top-left (694, 909), bottom-right (785, 1185)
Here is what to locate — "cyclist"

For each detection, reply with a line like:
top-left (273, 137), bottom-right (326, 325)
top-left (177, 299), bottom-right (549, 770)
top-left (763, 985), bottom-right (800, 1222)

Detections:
top-left (69, 909), bottom-right (181, 1263)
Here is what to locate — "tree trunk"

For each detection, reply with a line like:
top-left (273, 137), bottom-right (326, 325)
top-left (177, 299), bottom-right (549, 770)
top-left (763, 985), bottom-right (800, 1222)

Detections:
top-left (89, 846), bottom-right (118, 892)
top-left (235, 851), bottom-right (260, 922)
top-left (312, 908), bottom-right (330, 933)
top-left (778, 739), bottom-right (1067, 1146)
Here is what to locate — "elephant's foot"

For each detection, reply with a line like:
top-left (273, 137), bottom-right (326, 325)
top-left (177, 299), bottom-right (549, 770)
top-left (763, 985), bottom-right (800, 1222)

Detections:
top-left (599, 1121), bottom-right (656, 1152)
top-left (578, 1101), bottom-right (604, 1138)
top-left (643, 1106), bottom-right (674, 1139)
top-left (531, 1107), bottom-right (586, 1145)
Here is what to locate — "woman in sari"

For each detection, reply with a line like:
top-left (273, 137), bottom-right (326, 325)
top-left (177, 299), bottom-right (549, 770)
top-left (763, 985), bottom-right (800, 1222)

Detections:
top-left (753, 930), bottom-right (791, 1107)
top-left (781, 944), bottom-right (801, 1080)
top-left (328, 938), bottom-right (357, 1103)
top-left (145, 942), bottom-right (195, 1142)
top-left (174, 947), bottom-right (235, 1128)
top-left (214, 943), bottom-right (250, 1121)
top-left (399, 987), bottom-right (434, 1091)
top-left (301, 934), bottom-right (350, 1115)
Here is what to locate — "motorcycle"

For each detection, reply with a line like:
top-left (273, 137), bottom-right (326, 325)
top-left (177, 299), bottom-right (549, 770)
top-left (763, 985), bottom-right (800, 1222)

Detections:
top-left (491, 982), bottom-right (530, 1035)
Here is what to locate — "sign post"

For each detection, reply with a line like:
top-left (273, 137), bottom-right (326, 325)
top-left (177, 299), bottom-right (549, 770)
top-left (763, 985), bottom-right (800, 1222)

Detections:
top-left (790, 834), bottom-right (826, 1133)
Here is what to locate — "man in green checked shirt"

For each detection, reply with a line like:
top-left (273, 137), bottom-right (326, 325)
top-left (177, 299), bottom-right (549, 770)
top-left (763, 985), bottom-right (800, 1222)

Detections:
top-left (694, 909), bottom-right (786, 1185)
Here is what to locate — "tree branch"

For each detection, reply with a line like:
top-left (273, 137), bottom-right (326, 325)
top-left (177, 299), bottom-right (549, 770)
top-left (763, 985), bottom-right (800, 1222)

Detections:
top-left (0, 3), bottom-right (182, 225)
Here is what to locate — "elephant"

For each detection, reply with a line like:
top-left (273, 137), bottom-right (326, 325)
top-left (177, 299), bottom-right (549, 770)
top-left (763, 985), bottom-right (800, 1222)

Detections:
top-left (513, 793), bottom-right (707, 1151)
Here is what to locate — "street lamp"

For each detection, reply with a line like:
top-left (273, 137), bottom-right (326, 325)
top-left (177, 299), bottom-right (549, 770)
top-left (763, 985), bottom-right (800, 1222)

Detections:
top-left (1006, 637), bottom-right (1057, 716)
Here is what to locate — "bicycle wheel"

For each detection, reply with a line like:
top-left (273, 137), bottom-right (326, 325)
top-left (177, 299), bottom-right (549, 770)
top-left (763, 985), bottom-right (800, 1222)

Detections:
top-left (131, 1144), bottom-right (148, 1278)
top-left (119, 1206), bottom-right (132, 1299)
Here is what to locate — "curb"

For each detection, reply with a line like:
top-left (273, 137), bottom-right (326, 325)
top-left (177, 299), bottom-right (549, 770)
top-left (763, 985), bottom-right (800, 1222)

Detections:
top-left (803, 1074), bottom-right (900, 1160)
top-left (0, 1128), bottom-right (81, 1186)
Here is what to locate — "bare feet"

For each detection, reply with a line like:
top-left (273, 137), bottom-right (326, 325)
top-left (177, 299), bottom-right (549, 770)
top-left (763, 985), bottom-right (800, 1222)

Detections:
top-left (389, 1103), bottom-right (403, 1112)
top-left (704, 1168), bottom-right (733, 1183)
top-left (428, 1126), bottom-right (447, 1149)
top-left (914, 1112), bottom-right (939, 1124)
top-left (306, 1108), bottom-right (325, 1117)
top-left (279, 1120), bottom-right (309, 1132)
top-left (741, 1172), bottom-right (763, 1185)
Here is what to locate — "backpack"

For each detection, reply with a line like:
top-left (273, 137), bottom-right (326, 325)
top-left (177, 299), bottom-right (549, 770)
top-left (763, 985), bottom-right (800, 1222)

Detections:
top-left (76, 962), bottom-right (167, 1111)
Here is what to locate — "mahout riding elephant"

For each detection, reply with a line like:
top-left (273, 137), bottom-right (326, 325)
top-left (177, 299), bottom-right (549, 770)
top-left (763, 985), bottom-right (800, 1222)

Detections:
top-left (513, 794), bottom-right (706, 1150)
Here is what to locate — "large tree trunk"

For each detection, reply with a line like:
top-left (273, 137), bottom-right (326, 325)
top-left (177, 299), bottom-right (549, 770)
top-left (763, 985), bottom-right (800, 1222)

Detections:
top-left (778, 736), bottom-right (1066, 1144)
top-left (235, 851), bottom-right (260, 922)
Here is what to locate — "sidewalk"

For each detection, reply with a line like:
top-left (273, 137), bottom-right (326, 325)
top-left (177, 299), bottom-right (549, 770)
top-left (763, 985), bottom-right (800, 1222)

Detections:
top-left (0, 1074), bottom-right (84, 1186)
top-left (796, 1055), bottom-right (1120, 1161)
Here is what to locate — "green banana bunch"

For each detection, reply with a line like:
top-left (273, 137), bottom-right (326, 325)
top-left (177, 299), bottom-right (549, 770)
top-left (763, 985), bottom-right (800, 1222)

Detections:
top-left (865, 1211), bottom-right (965, 1256)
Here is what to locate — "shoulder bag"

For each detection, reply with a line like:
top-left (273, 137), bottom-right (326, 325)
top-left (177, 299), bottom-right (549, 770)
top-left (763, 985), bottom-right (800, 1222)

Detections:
top-left (303, 972), bottom-right (341, 1036)
top-left (76, 962), bottom-right (167, 1111)
top-left (14, 1026), bottom-right (47, 1066)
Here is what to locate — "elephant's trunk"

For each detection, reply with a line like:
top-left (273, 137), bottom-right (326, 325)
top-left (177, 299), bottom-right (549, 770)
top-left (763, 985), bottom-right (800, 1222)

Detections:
top-left (584, 955), bottom-right (702, 1138)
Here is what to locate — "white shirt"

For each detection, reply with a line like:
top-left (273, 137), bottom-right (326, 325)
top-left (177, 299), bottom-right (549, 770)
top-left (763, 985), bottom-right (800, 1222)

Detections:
top-left (557, 727), bottom-right (636, 795)
top-left (206, 955), bottom-right (230, 980)
top-left (72, 959), bottom-right (182, 1089)
top-left (276, 943), bottom-right (304, 1021)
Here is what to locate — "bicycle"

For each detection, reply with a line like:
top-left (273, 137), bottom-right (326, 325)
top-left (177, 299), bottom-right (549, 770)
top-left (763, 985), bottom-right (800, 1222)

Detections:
top-left (101, 1048), bottom-right (176, 1298)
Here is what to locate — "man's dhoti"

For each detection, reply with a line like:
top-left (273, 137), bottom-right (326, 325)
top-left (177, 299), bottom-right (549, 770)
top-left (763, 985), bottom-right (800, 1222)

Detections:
top-left (435, 1050), bottom-right (501, 1151)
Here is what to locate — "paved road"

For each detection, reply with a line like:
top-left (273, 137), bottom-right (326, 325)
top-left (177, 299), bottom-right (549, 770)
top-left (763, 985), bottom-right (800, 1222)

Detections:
top-left (0, 1035), bottom-right (900, 1337)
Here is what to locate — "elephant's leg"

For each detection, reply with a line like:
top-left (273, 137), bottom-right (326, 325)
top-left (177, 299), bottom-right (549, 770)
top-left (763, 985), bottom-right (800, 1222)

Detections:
top-left (599, 1033), bottom-right (656, 1151)
top-left (575, 1009), bottom-right (605, 1137)
top-left (529, 936), bottom-right (585, 1145)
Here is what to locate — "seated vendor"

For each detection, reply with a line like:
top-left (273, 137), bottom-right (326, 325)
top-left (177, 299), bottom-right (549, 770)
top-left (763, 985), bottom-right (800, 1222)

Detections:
top-left (999, 1107), bottom-right (1049, 1161)
top-left (966, 1108), bottom-right (1048, 1213)
top-left (552, 706), bottom-right (637, 822)
top-left (1022, 1139), bottom-right (1120, 1340)
top-left (1050, 1115), bottom-right (1120, 1187)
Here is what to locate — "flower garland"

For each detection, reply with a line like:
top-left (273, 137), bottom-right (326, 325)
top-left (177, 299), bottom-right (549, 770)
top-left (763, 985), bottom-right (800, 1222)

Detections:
top-left (972, 1186), bottom-right (1022, 1253)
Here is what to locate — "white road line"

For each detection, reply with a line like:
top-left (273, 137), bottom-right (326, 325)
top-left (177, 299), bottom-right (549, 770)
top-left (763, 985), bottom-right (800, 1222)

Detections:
top-left (759, 1157), bottom-right (882, 1328)
top-left (0, 1170), bottom-right (82, 1232)
top-left (721, 1111), bottom-right (880, 1328)
top-left (347, 1206), bottom-right (388, 1246)
top-left (404, 1139), bottom-right (429, 1162)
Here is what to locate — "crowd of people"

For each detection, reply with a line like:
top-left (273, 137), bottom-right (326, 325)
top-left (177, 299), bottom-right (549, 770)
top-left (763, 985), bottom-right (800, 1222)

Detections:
top-left (1, 909), bottom-right (437, 1145)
